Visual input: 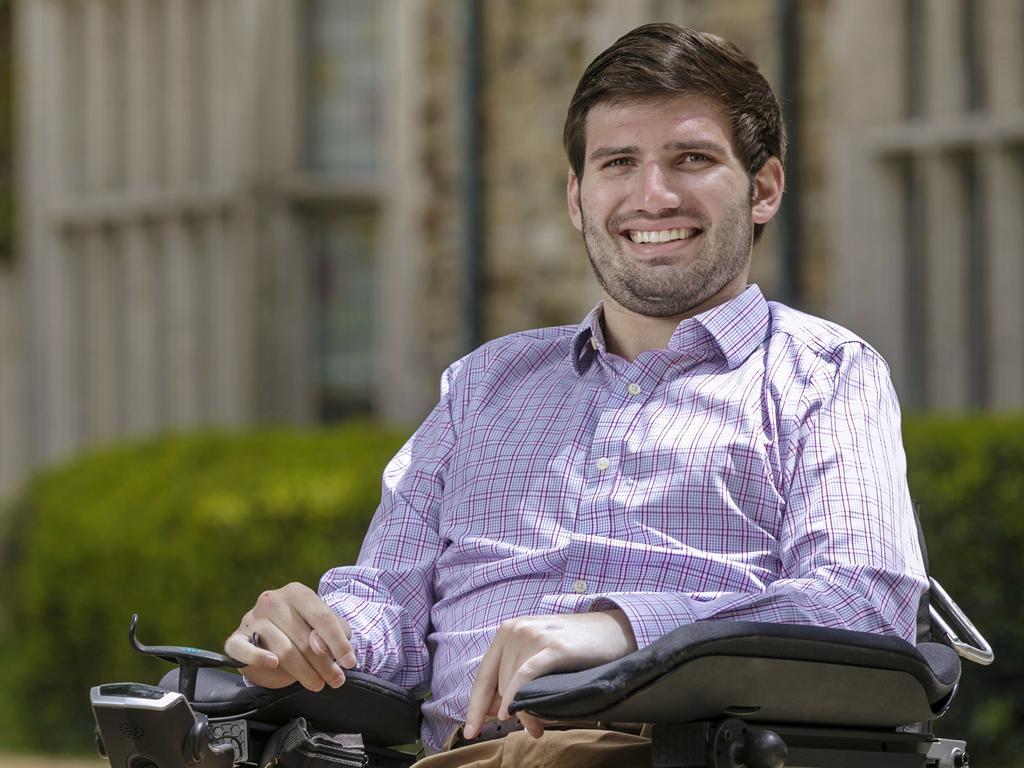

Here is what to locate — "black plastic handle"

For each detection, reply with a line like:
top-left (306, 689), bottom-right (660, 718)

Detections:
top-left (129, 614), bottom-right (244, 700)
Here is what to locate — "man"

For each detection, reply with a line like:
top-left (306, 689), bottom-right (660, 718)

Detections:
top-left (225, 23), bottom-right (927, 766)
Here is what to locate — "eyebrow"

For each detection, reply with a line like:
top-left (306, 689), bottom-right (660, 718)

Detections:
top-left (587, 139), bottom-right (729, 163)
top-left (588, 145), bottom-right (640, 162)
top-left (663, 140), bottom-right (729, 155)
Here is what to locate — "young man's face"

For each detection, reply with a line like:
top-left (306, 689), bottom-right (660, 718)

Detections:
top-left (567, 94), bottom-right (783, 319)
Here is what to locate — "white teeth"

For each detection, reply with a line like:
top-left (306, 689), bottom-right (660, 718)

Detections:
top-left (627, 228), bottom-right (698, 244)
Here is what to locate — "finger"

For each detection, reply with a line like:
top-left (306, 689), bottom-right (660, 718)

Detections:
top-left (238, 664), bottom-right (304, 690)
top-left (276, 620), bottom-right (346, 687)
top-left (257, 620), bottom-right (334, 692)
top-left (498, 648), bottom-right (559, 721)
top-left (496, 647), bottom-right (529, 721)
top-left (486, 691), bottom-right (502, 720)
top-left (464, 646), bottom-right (502, 740)
top-left (225, 631), bottom-right (279, 670)
top-left (226, 625), bottom-right (301, 690)
top-left (265, 602), bottom-right (347, 687)
top-left (516, 711), bottom-right (546, 739)
top-left (310, 630), bottom-right (349, 687)
top-left (497, 644), bottom-right (523, 711)
top-left (309, 627), bottom-right (354, 666)
top-left (310, 630), bottom-right (329, 657)
top-left (293, 594), bottom-right (356, 668)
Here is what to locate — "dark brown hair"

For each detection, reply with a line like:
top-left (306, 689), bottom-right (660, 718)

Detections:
top-left (564, 23), bottom-right (786, 240)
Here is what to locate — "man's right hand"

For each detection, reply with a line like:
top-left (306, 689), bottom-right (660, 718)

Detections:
top-left (224, 582), bottom-right (357, 692)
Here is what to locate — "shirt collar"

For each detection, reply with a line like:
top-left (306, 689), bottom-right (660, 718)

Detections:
top-left (571, 285), bottom-right (770, 375)
top-left (571, 305), bottom-right (604, 374)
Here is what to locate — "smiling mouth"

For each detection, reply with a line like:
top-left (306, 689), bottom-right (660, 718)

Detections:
top-left (624, 227), bottom-right (702, 244)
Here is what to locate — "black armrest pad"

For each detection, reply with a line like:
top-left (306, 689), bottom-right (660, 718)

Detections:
top-left (510, 621), bottom-right (960, 727)
top-left (160, 668), bottom-right (420, 746)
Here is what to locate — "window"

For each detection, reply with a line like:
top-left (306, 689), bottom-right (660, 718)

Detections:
top-left (304, 208), bottom-right (378, 420)
top-left (299, 0), bottom-right (385, 419)
top-left (833, 0), bottom-right (1024, 410)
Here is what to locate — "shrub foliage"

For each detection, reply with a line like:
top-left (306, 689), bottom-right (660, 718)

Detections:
top-left (903, 416), bottom-right (1024, 765)
top-left (0, 417), bottom-right (1020, 760)
top-left (0, 424), bottom-right (409, 752)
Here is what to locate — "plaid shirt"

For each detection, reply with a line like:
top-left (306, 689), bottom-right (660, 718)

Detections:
top-left (319, 285), bottom-right (927, 752)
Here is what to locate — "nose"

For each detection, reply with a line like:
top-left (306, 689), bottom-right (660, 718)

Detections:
top-left (632, 162), bottom-right (681, 213)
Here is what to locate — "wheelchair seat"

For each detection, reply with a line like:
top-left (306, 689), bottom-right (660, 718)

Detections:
top-left (509, 620), bottom-right (961, 728)
top-left (155, 621), bottom-right (959, 748)
top-left (127, 617), bottom-right (971, 768)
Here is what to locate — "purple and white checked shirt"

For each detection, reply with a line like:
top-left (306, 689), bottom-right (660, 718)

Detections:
top-left (319, 285), bottom-right (927, 752)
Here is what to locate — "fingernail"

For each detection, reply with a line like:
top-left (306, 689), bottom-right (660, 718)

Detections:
top-left (328, 671), bottom-right (345, 688)
top-left (339, 652), bottom-right (357, 668)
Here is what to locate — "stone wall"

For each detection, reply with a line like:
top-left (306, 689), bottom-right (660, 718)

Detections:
top-left (795, 0), bottom-right (831, 317)
top-left (418, 0), bottom-right (470, 383)
top-left (0, 264), bottom-right (24, 500)
top-left (481, 0), bottom-right (599, 338)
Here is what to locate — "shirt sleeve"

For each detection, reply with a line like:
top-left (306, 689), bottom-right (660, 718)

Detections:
top-left (317, 369), bottom-right (457, 693)
top-left (589, 342), bottom-right (929, 649)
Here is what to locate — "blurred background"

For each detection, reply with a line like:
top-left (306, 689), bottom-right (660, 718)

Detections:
top-left (0, 0), bottom-right (1022, 763)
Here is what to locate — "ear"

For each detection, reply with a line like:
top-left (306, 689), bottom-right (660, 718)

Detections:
top-left (567, 169), bottom-right (583, 232)
top-left (751, 156), bottom-right (785, 226)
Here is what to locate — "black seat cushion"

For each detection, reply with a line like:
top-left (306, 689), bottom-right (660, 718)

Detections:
top-left (510, 621), bottom-right (961, 728)
top-left (159, 667), bottom-right (420, 747)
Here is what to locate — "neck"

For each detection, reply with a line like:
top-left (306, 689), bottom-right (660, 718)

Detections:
top-left (600, 280), bottom-right (747, 362)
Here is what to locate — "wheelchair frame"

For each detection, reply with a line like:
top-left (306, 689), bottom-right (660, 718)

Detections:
top-left (90, 575), bottom-right (990, 768)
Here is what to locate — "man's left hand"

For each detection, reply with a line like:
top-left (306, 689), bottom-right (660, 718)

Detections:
top-left (463, 609), bottom-right (638, 740)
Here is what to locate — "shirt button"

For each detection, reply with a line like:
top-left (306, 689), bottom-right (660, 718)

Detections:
top-left (590, 337), bottom-right (599, 350)
top-left (572, 579), bottom-right (588, 594)
top-left (595, 457), bottom-right (610, 471)
top-left (627, 382), bottom-right (641, 396)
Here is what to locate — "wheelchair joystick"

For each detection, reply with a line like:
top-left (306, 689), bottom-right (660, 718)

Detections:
top-left (128, 614), bottom-right (243, 701)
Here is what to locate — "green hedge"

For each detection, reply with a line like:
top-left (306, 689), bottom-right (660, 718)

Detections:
top-left (0, 424), bottom-right (409, 752)
top-left (0, 417), bottom-right (1021, 762)
top-left (903, 416), bottom-right (1024, 765)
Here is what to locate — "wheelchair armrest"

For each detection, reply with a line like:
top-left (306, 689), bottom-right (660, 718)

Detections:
top-left (509, 621), bottom-right (961, 728)
top-left (160, 667), bottom-right (421, 747)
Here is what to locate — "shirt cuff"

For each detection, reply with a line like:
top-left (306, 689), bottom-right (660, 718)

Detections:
top-left (584, 593), bottom-right (699, 650)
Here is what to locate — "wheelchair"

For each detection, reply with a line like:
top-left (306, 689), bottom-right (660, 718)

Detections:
top-left (91, 568), bottom-right (991, 768)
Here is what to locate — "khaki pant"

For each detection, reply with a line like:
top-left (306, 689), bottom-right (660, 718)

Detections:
top-left (414, 729), bottom-right (652, 767)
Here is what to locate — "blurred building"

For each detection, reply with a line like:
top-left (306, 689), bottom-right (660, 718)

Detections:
top-left (1, 0), bottom-right (1022, 499)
